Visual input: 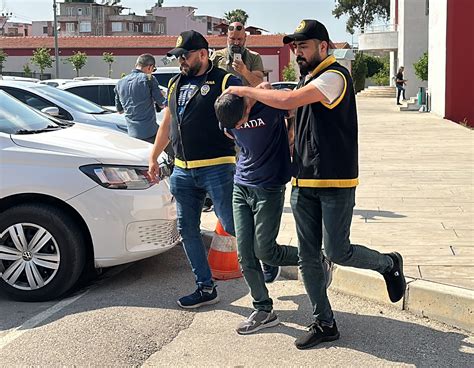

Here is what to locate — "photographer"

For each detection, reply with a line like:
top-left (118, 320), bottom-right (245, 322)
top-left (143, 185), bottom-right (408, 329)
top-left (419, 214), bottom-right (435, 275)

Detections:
top-left (115, 53), bottom-right (165, 143)
top-left (211, 22), bottom-right (264, 87)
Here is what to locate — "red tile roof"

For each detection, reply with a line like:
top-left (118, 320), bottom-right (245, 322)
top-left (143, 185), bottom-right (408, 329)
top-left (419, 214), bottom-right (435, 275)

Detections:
top-left (1, 35), bottom-right (350, 50)
top-left (1, 35), bottom-right (284, 49)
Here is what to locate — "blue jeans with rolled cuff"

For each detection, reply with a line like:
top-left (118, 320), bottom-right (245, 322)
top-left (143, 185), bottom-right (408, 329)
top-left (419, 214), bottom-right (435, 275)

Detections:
top-left (170, 164), bottom-right (235, 289)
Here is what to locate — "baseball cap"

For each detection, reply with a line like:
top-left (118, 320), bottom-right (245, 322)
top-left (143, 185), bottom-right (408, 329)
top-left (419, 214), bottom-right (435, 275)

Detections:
top-left (167, 30), bottom-right (209, 57)
top-left (283, 19), bottom-right (330, 44)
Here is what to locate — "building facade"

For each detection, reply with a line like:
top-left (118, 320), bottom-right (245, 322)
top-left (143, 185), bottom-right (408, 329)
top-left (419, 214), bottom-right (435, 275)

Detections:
top-left (358, 0), bottom-right (472, 125)
top-left (58, 0), bottom-right (166, 36)
top-left (0, 16), bottom-right (32, 37)
top-left (32, 21), bottom-right (54, 37)
top-left (147, 5), bottom-right (224, 36)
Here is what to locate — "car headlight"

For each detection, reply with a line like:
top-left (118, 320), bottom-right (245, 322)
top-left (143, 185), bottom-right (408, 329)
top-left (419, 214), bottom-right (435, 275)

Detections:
top-left (80, 165), bottom-right (155, 190)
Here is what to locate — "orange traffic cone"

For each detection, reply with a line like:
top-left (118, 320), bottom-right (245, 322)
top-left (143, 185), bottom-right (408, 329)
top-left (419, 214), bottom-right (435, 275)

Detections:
top-left (207, 220), bottom-right (242, 280)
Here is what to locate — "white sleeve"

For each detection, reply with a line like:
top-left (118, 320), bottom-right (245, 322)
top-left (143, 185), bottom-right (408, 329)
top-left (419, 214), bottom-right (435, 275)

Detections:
top-left (310, 71), bottom-right (345, 104)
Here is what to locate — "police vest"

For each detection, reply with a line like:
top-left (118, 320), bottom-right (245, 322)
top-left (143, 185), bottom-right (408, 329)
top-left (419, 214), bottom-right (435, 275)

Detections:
top-left (167, 65), bottom-right (235, 169)
top-left (292, 55), bottom-right (359, 188)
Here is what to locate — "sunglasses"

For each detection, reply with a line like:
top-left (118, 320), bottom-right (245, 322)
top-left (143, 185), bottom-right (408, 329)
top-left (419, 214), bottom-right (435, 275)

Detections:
top-left (228, 25), bottom-right (243, 31)
top-left (178, 49), bottom-right (198, 60)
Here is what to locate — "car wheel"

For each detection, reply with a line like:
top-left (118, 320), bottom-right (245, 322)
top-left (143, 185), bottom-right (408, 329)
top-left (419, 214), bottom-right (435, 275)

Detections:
top-left (0, 204), bottom-right (86, 301)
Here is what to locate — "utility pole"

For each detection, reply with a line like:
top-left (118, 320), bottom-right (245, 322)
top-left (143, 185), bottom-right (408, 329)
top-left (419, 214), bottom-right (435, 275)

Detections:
top-left (53, 0), bottom-right (59, 78)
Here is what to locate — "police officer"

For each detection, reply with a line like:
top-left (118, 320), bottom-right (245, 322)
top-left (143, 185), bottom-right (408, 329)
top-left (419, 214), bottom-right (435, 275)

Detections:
top-left (148, 30), bottom-right (241, 309)
top-left (224, 19), bottom-right (406, 349)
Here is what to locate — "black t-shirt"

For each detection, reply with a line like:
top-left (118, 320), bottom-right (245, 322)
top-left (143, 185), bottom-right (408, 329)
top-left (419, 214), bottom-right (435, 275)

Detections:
top-left (396, 72), bottom-right (404, 86)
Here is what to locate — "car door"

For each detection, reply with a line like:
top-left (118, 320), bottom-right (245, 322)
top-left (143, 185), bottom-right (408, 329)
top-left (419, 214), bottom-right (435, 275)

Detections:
top-left (0, 86), bottom-right (73, 120)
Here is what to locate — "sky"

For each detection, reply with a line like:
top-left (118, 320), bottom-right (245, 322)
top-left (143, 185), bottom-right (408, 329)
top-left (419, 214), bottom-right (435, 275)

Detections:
top-left (4, 0), bottom-right (358, 43)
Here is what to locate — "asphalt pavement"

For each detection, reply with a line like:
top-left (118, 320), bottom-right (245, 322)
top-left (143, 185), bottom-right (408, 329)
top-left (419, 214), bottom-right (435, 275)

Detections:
top-left (1, 245), bottom-right (472, 367)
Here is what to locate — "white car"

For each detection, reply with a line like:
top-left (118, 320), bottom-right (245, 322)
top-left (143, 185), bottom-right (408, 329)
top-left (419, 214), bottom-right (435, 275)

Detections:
top-left (60, 79), bottom-right (167, 116)
top-left (0, 91), bottom-right (179, 302)
top-left (0, 81), bottom-right (128, 133)
top-left (38, 79), bottom-right (75, 87)
top-left (152, 66), bottom-right (180, 88)
top-left (59, 79), bottom-right (121, 111)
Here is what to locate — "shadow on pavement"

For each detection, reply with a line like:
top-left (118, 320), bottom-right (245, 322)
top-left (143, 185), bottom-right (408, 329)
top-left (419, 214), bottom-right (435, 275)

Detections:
top-left (274, 293), bottom-right (472, 367)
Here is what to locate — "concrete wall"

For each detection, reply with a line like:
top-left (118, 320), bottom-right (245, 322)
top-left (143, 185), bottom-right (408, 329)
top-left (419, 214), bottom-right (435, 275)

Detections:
top-left (260, 55), bottom-right (279, 83)
top-left (2, 53), bottom-right (282, 82)
top-left (428, 0), bottom-right (447, 118)
top-left (398, 0), bottom-right (429, 98)
top-left (2, 54), bottom-right (173, 79)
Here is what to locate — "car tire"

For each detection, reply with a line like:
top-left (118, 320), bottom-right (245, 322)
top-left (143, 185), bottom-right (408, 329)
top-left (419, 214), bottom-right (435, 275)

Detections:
top-left (0, 204), bottom-right (86, 302)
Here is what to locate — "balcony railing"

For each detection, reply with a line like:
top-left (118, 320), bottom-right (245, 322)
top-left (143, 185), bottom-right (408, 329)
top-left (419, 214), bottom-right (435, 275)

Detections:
top-left (363, 24), bottom-right (398, 33)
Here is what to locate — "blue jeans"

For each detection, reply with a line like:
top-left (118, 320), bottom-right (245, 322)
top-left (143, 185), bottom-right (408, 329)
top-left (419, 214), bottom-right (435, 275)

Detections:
top-left (291, 187), bottom-right (392, 323)
top-left (396, 85), bottom-right (406, 103)
top-left (170, 164), bottom-right (235, 289)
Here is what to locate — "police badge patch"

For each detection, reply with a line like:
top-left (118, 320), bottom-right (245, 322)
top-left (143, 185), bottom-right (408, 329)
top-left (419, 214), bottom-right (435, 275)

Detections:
top-left (200, 84), bottom-right (210, 96)
top-left (296, 20), bottom-right (305, 32)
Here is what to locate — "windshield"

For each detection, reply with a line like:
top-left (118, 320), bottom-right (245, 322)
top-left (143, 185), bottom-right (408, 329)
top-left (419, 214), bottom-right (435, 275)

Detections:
top-left (0, 91), bottom-right (61, 134)
top-left (31, 84), bottom-right (109, 114)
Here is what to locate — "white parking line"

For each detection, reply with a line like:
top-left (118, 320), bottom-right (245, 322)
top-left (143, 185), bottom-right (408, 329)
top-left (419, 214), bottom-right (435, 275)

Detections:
top-left (0, 263), bottom-right (132, 350)
top-left (0, 291), bottom-right (89, 350)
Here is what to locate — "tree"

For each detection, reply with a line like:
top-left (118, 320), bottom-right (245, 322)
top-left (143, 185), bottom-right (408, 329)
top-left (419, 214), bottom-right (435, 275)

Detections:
top-left (0, 49), bottom-right (7, 74)
top-left (413, 52), bottom-right (428, 82)
top-left (332, 0), bottom-right (390, 34)
top-left (223, 9), bottom-right (249, 25)
top-left (30, 47), bottom-right (53, 79)
top-left (372, 59), bottom-right (390, 85)
top-left (67, 51), bottom-right (88, 77)
top-left (282, 62), bottom-right (297, 82)
top-left (103, 52), bottom-right (115, 78)
top-left (23, 63), bottom-right (32, 78)
top-left (352, 52), bottom-right (368, 93)
top-left (364, 54), bottom-right (386, 77)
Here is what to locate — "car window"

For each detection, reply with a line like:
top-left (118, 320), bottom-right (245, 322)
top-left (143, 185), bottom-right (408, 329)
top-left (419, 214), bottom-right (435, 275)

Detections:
top-left (0, 86), bottom-right (73, 120)
top-left (30, 85), bottom-right (107, 114)
top-left (152, 72), bottom-right (179, 88)
top-left (99, 85), bottom-right (116, 107)
top-left (66, 85), bottom-right (100, 105)
top-left (0, 91), bottom-right (61, 134)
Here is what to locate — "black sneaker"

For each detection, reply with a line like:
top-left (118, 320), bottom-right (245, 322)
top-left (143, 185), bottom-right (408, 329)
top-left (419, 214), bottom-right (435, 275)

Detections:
top-left (202, 197), bottom-right (214, 212)
top-left (295, 320), bottom-right (340, 350)
top-left (261, 262), bottom-right (281, 283)
top-left (236, 310), bottom-right (280, 335)
top-left (382, 252), bottom-right (406, 303)
top-left (177, 285), bottom-right (219, 309)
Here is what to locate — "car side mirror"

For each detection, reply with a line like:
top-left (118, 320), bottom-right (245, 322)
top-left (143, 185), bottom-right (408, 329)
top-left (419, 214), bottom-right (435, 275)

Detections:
top-left (41, 106), bottom-right (60, 116)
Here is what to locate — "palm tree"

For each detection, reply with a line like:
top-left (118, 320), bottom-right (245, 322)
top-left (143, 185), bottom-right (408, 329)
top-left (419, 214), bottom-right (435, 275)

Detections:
top-left (223, 9), bottom-right (249, 25)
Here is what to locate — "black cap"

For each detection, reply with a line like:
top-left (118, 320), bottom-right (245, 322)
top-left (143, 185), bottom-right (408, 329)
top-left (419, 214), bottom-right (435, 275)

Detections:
top-left (167, 30), bottom-right (209, 57)
top-left (283, 19), bottom-right (330, 44)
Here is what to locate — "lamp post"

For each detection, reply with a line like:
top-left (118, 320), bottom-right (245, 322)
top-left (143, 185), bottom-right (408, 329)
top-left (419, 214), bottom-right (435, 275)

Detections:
top-left (53, 0), bottom-right (59, 78)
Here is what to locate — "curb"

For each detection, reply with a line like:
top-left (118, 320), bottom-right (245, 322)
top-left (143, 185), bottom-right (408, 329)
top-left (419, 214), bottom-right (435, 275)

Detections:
top-left (203, 232), bottom-right (473, 332)
top-left (330, 266), bottom-right (474, 332)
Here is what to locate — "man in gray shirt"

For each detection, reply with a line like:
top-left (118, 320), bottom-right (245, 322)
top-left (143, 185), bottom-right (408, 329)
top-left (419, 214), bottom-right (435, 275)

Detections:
top-left (115, 54), bottom-right (165, 143)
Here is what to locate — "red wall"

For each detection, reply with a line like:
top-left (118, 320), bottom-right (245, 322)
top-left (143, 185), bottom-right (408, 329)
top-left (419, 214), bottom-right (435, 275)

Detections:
top-left (445, 0), bottom-right (474, 126)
